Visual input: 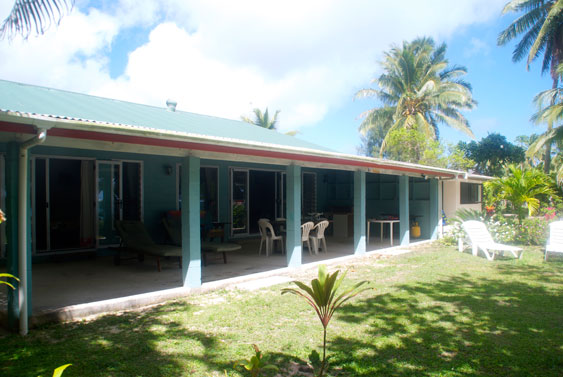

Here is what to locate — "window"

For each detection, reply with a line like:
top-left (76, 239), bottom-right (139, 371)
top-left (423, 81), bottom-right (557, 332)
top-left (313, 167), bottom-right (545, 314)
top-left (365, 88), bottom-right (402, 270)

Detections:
top-left (201, 167), bottom-right (219, 222)
top-left (177, 166), bottom-right (219, 222)
top-left (302, 172), bottom-right (317, 215)
top-left (460, 182), bottom-right (481, 204)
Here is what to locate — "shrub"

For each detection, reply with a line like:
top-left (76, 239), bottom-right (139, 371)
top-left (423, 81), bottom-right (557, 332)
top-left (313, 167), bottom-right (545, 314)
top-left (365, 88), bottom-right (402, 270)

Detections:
top-left (515, 217), bottom-right (550, 246)
top-left (487, 215), bottom-right (518, 243)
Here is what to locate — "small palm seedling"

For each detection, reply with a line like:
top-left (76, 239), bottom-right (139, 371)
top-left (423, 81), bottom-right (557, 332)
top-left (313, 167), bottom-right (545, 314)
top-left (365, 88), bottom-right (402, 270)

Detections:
top-left (281, 264), bottom-right (369, 377)
top-left (0, 273), bottom-right (19, 290)
top-left (234, 344), bottom-right (278, 377)
top-left (52, 364), bottom-right (72, 377)
top-left (0, 211), bottom-right (18, 290)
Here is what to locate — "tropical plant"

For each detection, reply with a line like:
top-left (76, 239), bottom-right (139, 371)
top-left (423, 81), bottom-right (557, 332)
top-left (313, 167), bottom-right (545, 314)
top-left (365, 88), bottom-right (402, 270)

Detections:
top-left (485, 164), bottom-right (556, 220)
top-left (356, 37), bottom-right (476, 157)
top-left (383, 125), bottom-right (446, 166)
top-left (52, 364), bottom-right (71, 377)
top-left (498, 0), bottom-right (563, 172)
top-left (517, 217), bottom-right (550, 245)
top-left (281, 264), bottom-right (369, 377)
top-left (0, 210), bottom-right (18, 289)
top-left (233, 344), bottom-right (278, 377)
top-left (1, 0), bottom-right (74, 40)
top-left (241, 108), bottom-right (280, 130)
top-left (445, 143), bottom-right (476, 171)
top-left (0, 273), bottom-right (19, 290)
top-left (452, 208), bottom-right (485, 223)
top-left (457, 133), bottom-right (525, 177)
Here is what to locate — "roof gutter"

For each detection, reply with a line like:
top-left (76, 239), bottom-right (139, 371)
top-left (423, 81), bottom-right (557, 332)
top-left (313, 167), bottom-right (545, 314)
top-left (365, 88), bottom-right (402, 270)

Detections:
top-left (18, 128), bottom-right (47, 335)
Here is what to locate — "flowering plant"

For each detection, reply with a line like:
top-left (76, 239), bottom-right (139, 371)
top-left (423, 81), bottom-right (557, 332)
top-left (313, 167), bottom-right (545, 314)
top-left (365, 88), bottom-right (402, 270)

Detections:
top-left (543, 207), bottom-right (556, 221)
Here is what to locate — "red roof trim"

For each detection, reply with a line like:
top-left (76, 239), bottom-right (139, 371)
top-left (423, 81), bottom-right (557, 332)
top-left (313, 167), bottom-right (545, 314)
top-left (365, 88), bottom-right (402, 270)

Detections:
top-left (0, 121), bottom-right (456, 178)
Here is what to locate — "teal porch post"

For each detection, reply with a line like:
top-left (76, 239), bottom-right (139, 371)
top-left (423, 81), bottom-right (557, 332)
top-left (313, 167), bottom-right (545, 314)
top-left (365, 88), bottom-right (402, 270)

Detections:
top-left (399, 175), bottom-right (410, 246)
top-left (353, 170), bottom-right (366, 255)
top-left (6, 142), bottom-right (20, 329)
top-left (285, 164), bottom-right (301, 267)
top-left (181, 156), bottom-right (201, 287)
top-left (429, 178), bottom-right (439, 240)
top-left (218, 165), bottom-right (230, 238)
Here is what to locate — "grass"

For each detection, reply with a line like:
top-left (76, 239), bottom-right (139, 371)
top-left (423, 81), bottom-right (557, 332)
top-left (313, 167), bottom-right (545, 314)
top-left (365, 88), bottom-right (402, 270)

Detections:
top-left (1, 244), bottom-right (562, 376)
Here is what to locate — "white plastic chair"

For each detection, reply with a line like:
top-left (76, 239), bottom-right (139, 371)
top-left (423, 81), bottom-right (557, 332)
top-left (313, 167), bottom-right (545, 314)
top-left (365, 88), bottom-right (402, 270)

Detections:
top-left (258, 219), bottom-right (284, 256)
top-left (301, 221), bottom-right (315, 255)
top-left (460, 220), bottom-right (523, 261)
top-left (258, 218), bottom-right (270, 256)
top-left (546, 220), bottom-right (563, 261)
top-left (310, 220), bottom-right (329, 254)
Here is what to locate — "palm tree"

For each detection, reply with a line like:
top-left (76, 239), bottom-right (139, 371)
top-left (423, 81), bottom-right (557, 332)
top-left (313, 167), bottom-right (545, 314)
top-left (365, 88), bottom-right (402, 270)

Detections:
top-left (498, 0), bottom-right (563, 173)
top-left (241, 108), bottom-right (280, 130)
top-left (356, 37), bottom-right (476, 157)
top-left (529, 62), bottom-right (563, 181)
top-left (1, 0), bottom-right (74, 40)
top-left (485, 164), bottom-right (556, 220)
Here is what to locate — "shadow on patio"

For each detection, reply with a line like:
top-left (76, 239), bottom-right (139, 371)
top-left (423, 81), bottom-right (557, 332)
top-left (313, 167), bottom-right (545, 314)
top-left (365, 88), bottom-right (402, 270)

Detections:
top-left (1, 235), bottom-right (422, 325)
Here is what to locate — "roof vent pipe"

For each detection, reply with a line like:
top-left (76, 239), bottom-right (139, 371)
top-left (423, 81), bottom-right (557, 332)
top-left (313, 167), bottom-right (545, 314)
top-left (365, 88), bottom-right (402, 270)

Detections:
top-left (166, 99), bottom-right (177, 112)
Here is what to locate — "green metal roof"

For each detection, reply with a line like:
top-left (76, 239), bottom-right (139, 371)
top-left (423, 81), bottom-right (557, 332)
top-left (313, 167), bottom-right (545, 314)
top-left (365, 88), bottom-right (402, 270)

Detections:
top-left (0, 80), bottom-right (333, 152)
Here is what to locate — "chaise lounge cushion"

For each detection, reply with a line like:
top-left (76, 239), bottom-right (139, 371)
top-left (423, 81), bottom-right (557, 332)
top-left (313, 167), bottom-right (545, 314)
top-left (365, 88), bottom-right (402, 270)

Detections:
top-left (115, 220), bottom-right (181, 258)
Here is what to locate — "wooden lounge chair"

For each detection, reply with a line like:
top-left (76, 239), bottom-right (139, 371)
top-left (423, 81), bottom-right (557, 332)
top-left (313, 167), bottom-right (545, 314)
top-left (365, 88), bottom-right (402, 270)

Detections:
top-left (545, 220), bottom-right (563, 261)
top-left (460, 220), bottom-right (523, 261)
top-left (162, 213), bottom-right (242, 266)
top-left (115, 220), bottom-right (181, 272)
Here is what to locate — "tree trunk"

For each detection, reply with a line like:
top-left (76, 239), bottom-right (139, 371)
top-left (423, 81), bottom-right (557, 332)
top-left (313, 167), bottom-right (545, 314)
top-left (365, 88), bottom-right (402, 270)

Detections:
top-left (544, 78), bottom-right (558, 173)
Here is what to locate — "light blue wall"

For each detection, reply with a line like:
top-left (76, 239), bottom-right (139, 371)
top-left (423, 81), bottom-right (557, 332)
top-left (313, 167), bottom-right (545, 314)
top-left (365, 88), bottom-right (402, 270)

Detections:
top-left (409, 177), bottom-right (431, 239)
top-left (8, 143), bottom-right (436, 258)
top-left (366, 173), bottom-right (400, 219)
top-left (30, 145), bottom-right (179, 243)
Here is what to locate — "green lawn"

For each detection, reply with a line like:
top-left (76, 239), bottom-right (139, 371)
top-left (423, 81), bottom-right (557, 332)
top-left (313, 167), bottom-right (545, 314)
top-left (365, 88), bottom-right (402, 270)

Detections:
top-left (1, 244), bottom-right (562, 377)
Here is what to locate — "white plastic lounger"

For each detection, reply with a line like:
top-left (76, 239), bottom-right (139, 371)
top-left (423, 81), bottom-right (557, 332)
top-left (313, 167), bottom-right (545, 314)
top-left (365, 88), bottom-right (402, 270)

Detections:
top-left (460, 220), bottom-right (523, 261)
top-left (545, 220), bottom-right (563, 261)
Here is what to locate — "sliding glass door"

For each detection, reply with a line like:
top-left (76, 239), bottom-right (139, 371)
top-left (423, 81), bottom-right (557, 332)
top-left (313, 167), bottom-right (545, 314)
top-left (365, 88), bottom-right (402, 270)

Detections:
top-left (96, 161), bottom-right (142, 247)
top-left (230, 168), bottom-right (284, 236)
top-left (96, 161), bottom-right (121, 247)
top-left (33, 157), bottom-right (96, 252)
top-left (231, 169), bottom-right (249, 236)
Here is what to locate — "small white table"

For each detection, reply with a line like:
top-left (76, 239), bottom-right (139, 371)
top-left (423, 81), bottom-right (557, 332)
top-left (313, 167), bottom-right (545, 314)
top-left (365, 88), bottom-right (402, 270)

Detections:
top-left (367, 219), bottom-right (400, 246)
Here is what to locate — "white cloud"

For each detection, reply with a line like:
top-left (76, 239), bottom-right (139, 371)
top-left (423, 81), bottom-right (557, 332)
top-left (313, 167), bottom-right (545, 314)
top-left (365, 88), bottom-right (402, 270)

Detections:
top-left (0, 7), bottom-right (117, 91)
top-left (0, 0), bottom-right (507, 132)
top-left (464, 37), bottom-right (491, 58)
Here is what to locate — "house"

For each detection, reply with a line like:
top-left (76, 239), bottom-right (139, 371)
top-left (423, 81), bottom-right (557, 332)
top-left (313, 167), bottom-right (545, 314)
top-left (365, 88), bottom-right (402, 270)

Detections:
top-left (0, 80), bottom-right (473, 333)
top-left (442, 173), bottom-right (490, 220)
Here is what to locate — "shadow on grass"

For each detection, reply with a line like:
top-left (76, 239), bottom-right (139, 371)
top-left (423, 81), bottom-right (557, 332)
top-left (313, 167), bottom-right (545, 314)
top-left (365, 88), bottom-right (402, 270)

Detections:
top-left (0, 301), bottom-right (234, 377)
top-left (332, 266), bottom-right (563, 376)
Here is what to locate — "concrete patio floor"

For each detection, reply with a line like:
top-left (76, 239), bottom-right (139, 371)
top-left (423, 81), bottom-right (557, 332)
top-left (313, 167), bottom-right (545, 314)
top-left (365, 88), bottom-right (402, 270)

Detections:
top-left (1, 235), bottom-right (428, 326)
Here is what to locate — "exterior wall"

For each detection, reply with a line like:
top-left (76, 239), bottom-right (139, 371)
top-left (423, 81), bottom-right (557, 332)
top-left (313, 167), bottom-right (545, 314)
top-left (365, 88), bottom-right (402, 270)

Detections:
top-left (30, 145), bottom-right (179, 245)
top-left (22, 145), bottom-right (290, 250)
top-left (409, 177), bottom-right (430, 239)
top-left (3, 140), bottom-right (445, 258)
top-left (366, 173), bottom-right (399, 219)
top-left (442, 179), bottom-right (482, 220)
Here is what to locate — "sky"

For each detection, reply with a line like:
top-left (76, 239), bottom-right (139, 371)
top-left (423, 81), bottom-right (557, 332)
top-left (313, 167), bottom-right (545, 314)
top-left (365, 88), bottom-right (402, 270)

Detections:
top-left (0, 0), bottom-right (555, 155)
